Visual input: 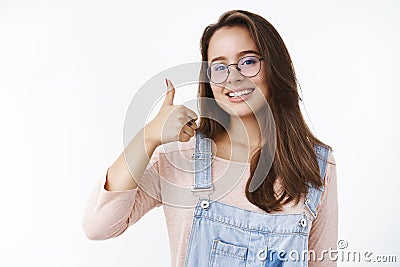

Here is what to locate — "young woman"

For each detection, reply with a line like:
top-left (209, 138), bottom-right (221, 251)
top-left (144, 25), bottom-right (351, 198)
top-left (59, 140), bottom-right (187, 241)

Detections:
top-left (83, 10), bottom-right (338, 267)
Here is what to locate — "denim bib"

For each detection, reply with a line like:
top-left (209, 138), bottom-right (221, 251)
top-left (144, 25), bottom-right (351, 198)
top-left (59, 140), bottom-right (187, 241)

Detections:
top-left (184, 132), bottom-right (329, 267)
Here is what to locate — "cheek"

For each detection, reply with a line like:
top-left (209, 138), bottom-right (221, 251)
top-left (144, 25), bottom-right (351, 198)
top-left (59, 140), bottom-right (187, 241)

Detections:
top-left (210, 84), bottom-right (224, 96)
top-left (255, 67), bottom-right (269, 95)
top-left (251, 76), bottom-right (269, 97)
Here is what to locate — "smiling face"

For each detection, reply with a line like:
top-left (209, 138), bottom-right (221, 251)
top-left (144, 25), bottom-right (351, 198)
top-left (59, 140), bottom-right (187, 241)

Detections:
top-left (207, 26), bottom-right (269, 118)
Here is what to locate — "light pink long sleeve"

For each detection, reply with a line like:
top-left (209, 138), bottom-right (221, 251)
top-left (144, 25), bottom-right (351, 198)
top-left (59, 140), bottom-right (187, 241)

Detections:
top-left (308, 150), bottom-right (338, 267)
top-left (82, 138), bottom-right (338, 267)
top-left (82, 145), bottom-right (163, 240)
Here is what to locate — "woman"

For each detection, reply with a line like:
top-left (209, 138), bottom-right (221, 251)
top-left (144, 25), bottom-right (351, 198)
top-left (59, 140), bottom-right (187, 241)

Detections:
top-left (83, 10), bottom-right (338, 267)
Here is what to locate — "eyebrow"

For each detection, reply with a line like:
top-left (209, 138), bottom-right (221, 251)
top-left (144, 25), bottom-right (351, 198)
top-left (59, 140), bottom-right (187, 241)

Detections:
top-left (210, 50), bottom-right (261, 63)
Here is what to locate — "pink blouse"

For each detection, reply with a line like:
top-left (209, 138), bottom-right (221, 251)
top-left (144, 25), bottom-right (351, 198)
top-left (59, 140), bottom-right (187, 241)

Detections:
top-left (82, 137), bottom-right (338, 267)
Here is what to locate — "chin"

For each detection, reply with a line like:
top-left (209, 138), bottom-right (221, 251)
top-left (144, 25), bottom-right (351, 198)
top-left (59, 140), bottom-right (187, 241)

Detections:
top-left (215, 98), bottom-right (265, 118)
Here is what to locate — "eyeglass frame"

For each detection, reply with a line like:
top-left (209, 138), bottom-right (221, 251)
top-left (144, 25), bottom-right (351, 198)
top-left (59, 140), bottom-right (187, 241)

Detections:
top-left (206, 56), bottom-right (264, 84)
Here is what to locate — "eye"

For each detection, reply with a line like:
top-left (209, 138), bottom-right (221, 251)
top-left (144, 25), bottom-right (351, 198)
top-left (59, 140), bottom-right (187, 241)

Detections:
top-left (212, 63), bottom-right (227, 72)
top-left (240, 57), bottom-right (257, 67)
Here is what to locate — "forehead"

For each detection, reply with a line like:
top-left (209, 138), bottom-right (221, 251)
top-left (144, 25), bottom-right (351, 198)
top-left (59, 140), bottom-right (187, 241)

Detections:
top-left (207, 26), bottom-right (258, 61)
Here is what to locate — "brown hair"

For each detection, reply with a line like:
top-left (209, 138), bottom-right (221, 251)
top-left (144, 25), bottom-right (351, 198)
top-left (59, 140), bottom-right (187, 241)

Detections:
top-left (196, 10), bottom-right (334, 212)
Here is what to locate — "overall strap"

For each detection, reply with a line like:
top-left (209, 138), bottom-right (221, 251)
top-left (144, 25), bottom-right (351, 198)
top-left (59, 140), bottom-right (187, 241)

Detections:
top-left (191, 132), bottom-right (214, 196)
top-left (304, 144), bottom-right (330, 219)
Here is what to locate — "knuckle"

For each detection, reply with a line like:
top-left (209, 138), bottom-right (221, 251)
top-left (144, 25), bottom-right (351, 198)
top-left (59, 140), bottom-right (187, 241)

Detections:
top-left (177, 116), bottom-right (186, 123)
top-left (178, 112), bottom-right (186, 118)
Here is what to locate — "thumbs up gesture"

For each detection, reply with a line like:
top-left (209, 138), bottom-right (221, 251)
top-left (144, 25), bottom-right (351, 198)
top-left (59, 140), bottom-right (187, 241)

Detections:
top-left (145, 79), bottom-right (198, 145)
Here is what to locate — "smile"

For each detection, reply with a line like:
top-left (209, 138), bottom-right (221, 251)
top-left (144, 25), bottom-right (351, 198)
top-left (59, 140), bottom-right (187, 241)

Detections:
top-left (225, 88), bottom-right (255, 102)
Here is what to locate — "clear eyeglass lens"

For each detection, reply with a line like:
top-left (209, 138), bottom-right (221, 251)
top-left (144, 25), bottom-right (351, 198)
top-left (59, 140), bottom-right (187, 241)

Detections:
top-left (209, 63), bottom-right (228, 84)
top-left (238, 56), bottom-right (260, 75)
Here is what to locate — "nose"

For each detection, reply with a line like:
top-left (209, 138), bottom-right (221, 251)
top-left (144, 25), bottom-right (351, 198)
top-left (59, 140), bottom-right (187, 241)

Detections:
top-left (226, 65), bottom-right (244, 84)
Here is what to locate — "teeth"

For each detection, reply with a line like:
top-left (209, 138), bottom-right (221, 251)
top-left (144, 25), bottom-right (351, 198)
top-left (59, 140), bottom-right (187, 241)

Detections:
top-left (228, 89), bottom-right (254, 97)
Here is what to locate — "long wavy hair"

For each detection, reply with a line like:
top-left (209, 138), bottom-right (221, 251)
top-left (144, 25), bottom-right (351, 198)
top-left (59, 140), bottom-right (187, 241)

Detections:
top-left (196, 10), bottom-right (333, 212)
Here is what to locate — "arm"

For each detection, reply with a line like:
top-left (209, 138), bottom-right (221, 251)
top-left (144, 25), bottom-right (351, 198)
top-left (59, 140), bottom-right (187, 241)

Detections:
top-left (81, 169), bottom-right (162, 240)
top-left (105, 125), bottom-right (160, 191)
top-left (82, 126), bottom-right (163, 240)
top-left (308, 149), bottom-right (338, 267)
top-left (82, 79), bottom-right (198, 240)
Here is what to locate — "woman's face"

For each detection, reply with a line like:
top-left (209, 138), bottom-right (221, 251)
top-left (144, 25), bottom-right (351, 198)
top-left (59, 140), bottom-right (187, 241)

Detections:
top-left (207, 26), bottom-right (269, 118)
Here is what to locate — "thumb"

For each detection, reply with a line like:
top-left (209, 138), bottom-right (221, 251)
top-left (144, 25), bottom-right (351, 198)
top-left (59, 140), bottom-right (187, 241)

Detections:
top-left (162, 78), bottom-right (175, 107)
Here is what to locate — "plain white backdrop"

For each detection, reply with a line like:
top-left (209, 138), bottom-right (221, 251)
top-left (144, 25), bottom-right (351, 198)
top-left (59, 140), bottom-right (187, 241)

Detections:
top-left (0, 0), bottom-right (399, 266)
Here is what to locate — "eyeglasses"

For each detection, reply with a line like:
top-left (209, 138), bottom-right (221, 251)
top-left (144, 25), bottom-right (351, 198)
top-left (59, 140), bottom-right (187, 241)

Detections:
top-left (207, 56), bottom-right (264, 84)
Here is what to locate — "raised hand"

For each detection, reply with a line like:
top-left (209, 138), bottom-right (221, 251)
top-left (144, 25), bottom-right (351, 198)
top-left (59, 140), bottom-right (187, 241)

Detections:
top-left (145, 79), bottom-right (198, 145)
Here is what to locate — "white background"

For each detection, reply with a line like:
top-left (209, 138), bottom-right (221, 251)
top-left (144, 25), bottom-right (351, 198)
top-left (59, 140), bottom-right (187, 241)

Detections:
top-left (0, 0), bottom-right (399, 266)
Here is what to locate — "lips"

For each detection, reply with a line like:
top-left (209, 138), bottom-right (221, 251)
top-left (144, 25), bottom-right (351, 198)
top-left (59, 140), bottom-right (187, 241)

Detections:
top-left (225, 88), bottom-right (255, 97)
top-left (224, 88), bottom-right (255, 103)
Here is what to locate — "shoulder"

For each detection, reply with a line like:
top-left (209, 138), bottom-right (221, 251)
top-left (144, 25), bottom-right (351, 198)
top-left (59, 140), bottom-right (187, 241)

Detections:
top-left (325, 148), bottom-right (337, 184)
top-left (326, 147), bottom-right (336, 165)
top-left (317, 147), bottom-right (337, 211)
top-left (313, 144), bottom-right (336, 182)
top-left (156, 135), bottom-right (195, 154)
top-left (153, 136), bottom-right (196, 164)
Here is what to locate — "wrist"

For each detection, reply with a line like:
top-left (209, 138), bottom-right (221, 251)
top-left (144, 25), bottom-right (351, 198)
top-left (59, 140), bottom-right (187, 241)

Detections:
top-left (143, 124), bottom-right (161, 147)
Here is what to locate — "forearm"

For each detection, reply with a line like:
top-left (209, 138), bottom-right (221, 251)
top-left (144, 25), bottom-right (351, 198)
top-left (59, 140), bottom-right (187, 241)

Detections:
top-left (105, 126), bottom-right (160, 191)
top-left (83, 126), bottom-right (162, 240)
top-left (82, 181), bottom-right (138, 240)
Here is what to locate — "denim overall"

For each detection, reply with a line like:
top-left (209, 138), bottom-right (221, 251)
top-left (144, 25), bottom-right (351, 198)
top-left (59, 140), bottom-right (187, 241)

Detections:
top-left (183, 132), bottom-right (329, 267)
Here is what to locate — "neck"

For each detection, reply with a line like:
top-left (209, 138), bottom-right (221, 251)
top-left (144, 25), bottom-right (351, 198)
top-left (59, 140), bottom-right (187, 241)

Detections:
top-left (221, 113), bottom-right (262, 150)
top-left (212, 113), bottom-right (262, 163)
